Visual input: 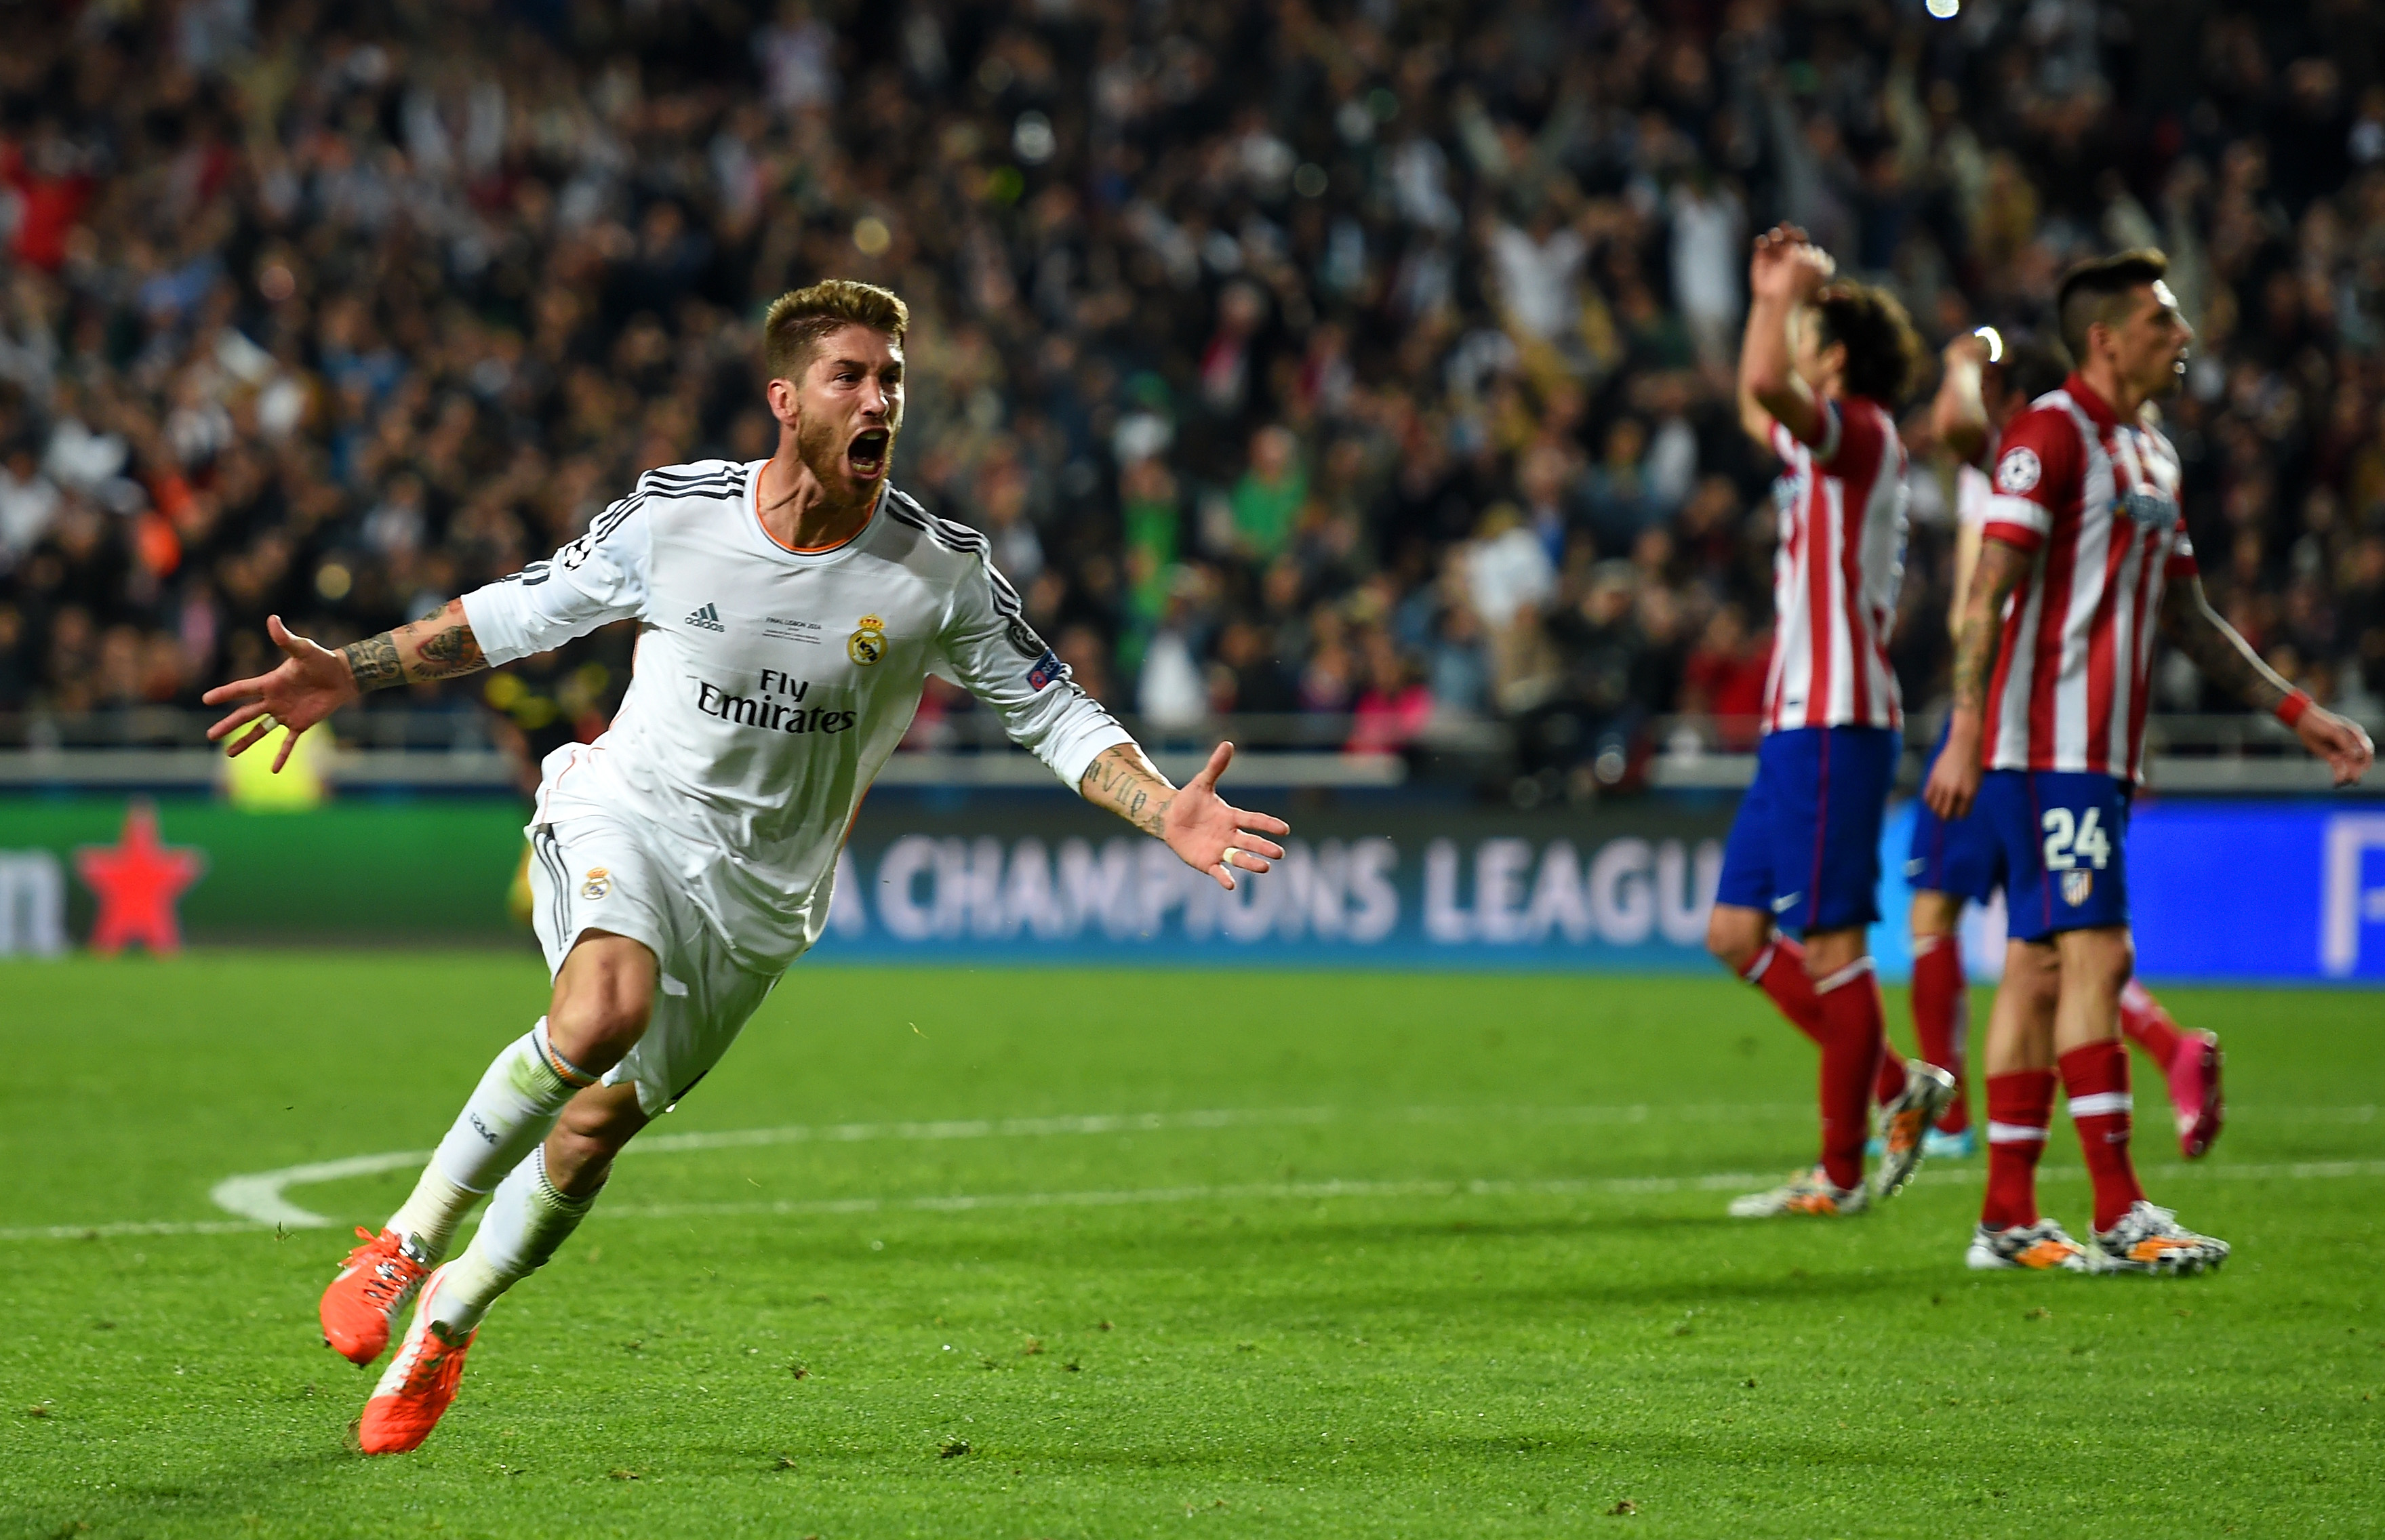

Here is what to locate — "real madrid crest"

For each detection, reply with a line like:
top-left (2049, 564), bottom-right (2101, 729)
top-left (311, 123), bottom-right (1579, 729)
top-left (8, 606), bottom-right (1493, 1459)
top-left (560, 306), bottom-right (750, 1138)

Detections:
top-left (847, 613), bottom-right (888, 666)
top-left (581, 867), bottom-right (612, 899)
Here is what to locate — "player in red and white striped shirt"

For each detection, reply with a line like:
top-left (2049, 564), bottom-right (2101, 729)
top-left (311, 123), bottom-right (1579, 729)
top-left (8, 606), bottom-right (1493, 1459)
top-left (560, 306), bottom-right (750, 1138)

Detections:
top-left (1708, 226), bottom-right (1954, 1220)
top-left (1927, 249), bottom-right (2373, 1274)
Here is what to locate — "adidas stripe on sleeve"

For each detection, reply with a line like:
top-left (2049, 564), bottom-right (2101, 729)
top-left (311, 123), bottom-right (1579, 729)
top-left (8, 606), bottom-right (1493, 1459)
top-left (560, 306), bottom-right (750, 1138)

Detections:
top-left (462, 479), bottom-right (658, 664)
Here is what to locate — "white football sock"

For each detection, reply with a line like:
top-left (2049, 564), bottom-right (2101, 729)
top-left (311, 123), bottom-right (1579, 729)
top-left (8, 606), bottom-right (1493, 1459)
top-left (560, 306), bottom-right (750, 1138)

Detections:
top-left (383, 1162), bottom-right (479, 1263)
top-left (426, 1018), bottom-right (597, 1196)
top-left (428, 1147), bottom-right (603, 1337)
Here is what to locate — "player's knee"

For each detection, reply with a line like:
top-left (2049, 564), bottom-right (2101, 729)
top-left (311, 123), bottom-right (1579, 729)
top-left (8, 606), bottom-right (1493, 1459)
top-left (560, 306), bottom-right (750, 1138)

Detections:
top-left (1706, 906), bottom-right (1763, 974)
top-left (2085, 933), bottom-right (2135, 994)
top-left (546, 1089), bottom-right (645, 1194)
top-left (544, 977), bottom-right (648, 1072)
top-left (2006, 941), bottom-right (2061, 1007)
top-left (1909, 891), bottom-right (1961, 938)
top-left (547, 986), bottom-right (651, 1068)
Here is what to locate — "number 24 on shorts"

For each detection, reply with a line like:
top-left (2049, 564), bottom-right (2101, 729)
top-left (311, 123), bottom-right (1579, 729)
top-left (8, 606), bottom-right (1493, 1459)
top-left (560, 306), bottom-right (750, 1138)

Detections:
top-left (2041, 807), bottom-right (2111, 871)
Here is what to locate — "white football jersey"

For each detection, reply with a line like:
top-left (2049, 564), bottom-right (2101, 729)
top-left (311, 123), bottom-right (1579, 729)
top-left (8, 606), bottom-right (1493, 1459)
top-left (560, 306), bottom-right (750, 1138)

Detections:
top-left (462, 460), bottom-right (1130, 972)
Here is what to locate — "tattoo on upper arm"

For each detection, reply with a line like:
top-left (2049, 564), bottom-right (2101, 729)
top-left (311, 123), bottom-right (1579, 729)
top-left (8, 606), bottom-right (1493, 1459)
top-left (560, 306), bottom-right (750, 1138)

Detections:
top-left (2159, 578), bottom-right (2290, 712)
top-left (342, 633), bottom-right (404, 690)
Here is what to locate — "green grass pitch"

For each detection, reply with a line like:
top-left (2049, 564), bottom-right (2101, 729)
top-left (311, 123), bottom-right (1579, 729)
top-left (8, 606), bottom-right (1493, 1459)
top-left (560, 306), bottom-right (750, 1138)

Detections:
top-left (1, 956), bottom-right (2380, 1539)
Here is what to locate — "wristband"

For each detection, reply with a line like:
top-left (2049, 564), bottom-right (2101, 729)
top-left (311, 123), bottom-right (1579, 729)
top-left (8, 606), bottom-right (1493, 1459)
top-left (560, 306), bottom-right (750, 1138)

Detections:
top-left (2276, 689), bottom-right (2312, 728)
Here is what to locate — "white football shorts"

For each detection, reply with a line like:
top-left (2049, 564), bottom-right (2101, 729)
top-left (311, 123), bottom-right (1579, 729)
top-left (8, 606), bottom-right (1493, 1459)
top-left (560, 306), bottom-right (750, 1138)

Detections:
top-left (524, 811), bottom-right (782, 1116)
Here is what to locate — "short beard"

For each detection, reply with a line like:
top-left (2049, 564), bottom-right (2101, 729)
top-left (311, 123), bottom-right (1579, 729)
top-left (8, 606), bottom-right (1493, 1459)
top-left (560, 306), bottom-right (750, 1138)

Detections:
top-left (793, 413), bottom-right (882, 504)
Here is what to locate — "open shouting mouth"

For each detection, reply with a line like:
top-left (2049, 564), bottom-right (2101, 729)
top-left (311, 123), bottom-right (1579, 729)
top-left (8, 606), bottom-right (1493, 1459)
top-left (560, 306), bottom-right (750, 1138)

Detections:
top-left (847, 428), bottom-right (890, 481)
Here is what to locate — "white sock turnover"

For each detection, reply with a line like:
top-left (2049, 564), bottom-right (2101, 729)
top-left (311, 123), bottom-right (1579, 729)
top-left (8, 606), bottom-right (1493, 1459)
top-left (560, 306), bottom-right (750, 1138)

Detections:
top-left (425, 1017), bottom-right (597, 1198)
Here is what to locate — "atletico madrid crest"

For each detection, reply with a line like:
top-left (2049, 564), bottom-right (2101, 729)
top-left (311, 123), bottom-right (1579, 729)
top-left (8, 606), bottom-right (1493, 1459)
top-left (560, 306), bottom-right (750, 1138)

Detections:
top-left (2062, 868), bottom-right (2093, 907)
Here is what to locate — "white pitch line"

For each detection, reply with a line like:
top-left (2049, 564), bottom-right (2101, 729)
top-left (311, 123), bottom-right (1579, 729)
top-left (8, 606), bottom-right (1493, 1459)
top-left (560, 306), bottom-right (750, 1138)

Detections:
top-left (191, 1101), bottom-right (2385, 1230)
top-left (201, 1107), bottom-right (1347, 1229)
top-left (6, 1156), bottom-right (2382, 1244)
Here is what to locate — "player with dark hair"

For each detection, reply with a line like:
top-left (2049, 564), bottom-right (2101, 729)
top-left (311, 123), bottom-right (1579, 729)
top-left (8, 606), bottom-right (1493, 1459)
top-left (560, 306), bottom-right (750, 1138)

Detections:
top-left (203, 279), bottom-right (1291, 1449)
top-left (1707, 225), bottom-right (1955, 1219)
top-left (1900, 331), bottom-right (2225, 1170)
top-left (1926, 249), bottom-right (2373, 1272)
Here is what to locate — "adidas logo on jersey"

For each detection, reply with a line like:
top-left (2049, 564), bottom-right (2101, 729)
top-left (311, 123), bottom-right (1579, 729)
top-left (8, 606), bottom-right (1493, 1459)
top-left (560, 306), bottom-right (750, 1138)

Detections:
top-left (686, 603), bottom-right (727, 632)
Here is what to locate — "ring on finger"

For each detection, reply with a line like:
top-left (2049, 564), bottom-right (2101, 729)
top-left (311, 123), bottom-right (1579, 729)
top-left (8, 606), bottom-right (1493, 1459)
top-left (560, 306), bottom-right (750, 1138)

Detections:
top-left (1220, 847), bottom-right (1241, 870)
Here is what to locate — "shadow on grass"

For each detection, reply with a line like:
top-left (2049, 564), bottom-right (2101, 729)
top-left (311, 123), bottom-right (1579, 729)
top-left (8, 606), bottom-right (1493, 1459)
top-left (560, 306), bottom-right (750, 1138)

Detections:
top-left (8, 1444), bottom-right (362, 1537)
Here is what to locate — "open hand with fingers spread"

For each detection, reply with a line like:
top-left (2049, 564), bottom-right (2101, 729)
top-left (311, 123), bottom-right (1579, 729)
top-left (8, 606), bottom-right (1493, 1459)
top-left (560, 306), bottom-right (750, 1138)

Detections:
top-left (1163, 742), bottom-right (1291, 891)
top-left (201, 615), bottom-right (360, 771)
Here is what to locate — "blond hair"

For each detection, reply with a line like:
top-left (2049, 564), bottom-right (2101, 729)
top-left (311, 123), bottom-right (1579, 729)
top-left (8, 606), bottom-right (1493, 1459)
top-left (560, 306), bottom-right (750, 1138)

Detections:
top-left (761, 280), bottom-right (910, 382)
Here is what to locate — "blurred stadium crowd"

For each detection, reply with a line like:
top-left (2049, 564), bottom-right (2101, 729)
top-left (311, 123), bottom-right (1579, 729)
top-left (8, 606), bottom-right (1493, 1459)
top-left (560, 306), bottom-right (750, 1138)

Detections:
top-left (2, 0), bottom-right (2384, 791)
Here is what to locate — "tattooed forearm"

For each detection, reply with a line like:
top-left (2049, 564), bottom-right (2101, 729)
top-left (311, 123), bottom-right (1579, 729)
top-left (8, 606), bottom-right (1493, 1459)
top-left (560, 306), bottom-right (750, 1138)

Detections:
top-left (338, 600), bottom-right (489, 691)
top-left (1080, 744), bottom-right (1174, 839)
top-left (1949, 540), bottom-right (2032, 714)
top-left (341, 633), bottom-right (405, 689)
top-left (2159, 578), bottom-right (2292, 713)
top-left (414, 620), bottom-right (487, 678)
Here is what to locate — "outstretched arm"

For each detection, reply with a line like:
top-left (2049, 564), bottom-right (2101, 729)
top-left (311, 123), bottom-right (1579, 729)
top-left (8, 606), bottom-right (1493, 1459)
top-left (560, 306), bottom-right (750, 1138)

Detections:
top-left (2157, 577), bottom-right (2373, 786)
top-left (1080, 741), bottom-right (1290, 891)
top-left (202, 601), bottom-right (488, 769)
top-left (1923, 536), bottom-right (2034, 820)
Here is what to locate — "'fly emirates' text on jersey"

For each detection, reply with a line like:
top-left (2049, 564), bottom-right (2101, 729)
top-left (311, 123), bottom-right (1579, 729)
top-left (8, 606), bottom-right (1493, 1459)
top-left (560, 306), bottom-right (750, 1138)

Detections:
top-left (462, 460), bottom-right (1132, 972)
top-left (1980, 374), bottom-right (2193, 783)
top-left (1763, 399), bottom-right (1909, 733)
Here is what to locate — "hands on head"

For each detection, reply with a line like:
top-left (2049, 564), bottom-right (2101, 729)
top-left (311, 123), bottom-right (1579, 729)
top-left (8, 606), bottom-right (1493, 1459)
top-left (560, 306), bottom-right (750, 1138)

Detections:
top-left (1749, 223), bottom-right (1835, 305)
top-left (200, 615), bottom-right (359, 772)
top-left (1165, 742), bottom-right (1291, 891)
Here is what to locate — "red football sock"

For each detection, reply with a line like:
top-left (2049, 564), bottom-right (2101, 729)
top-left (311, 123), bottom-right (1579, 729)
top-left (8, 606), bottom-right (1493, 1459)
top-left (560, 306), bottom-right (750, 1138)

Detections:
top-left (1741, 936), bottom-right (1825, 1047)
top-left (1812, 957), bottom-right (1886, 1192)
top-left (1908, 933), bottom-right (1971, 1133)
top-left (2059, 1039), bottom-right (2146, 1232)
top-left (1981, 1069), bottom-right (2056, 1230)
top-left (1872, 1029), bottom-right (1908, 1106)
top-left (2117, 979), bottom-right (2186, 1066)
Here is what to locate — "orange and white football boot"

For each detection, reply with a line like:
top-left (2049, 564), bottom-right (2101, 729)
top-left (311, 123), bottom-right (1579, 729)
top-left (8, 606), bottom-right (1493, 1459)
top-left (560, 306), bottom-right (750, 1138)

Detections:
top-left (2093, 1201), bottom-right (2230, 1275)
top-left (358, 1264), bottom-right (476, 1455)
top-left (1727, 1165), bottom-right (1870, 1217)
top-left (1965, 1217), bottom-right (2096, 1272)
top-left (322, 1228), bottom-right (433, 1366)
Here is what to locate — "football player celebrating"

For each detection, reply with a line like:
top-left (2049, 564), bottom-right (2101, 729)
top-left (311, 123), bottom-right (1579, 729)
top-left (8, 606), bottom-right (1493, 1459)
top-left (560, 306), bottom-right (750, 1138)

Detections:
top-left (1925, 250), bottom-right (2372, 1273)
top-left (1902, 332), bottom-right (2226, 1164)
top-left (203, 280), bottom-right (1290, 1452)
top-left (1708, 226), bottom-right (1957, 1219)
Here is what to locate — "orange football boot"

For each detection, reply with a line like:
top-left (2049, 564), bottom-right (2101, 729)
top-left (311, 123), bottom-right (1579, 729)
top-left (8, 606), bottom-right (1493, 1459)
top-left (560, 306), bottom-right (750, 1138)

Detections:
top-left (322, 1228), bottom-right (433, 1366)
top-left (358, 1265), bottom-right (476, 1455)
top-left (1726, 1165), bottom-right (1870, 1217)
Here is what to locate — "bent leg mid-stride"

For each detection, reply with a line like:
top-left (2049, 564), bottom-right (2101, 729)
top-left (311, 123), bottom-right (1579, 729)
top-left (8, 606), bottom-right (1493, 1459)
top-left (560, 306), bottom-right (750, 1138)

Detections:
top-left (360, 1081), bottom-right (646, 1455)
top-left (321, 933), bottom-right (653, 1367)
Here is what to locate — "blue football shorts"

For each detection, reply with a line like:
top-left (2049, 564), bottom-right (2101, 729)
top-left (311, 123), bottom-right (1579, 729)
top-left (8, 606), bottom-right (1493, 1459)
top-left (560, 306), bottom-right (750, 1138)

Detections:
top-left (1716, 725), bottom-right (1899, 935)
top-left (1976, 767), bottom-right (2133, 942)
top-left (1906, 720), bottom-right (2003, 904)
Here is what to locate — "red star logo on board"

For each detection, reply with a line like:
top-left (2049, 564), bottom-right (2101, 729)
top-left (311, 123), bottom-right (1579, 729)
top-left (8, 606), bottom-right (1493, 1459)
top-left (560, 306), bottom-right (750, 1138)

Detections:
top-left (74, 800), bottom-right (207, 956)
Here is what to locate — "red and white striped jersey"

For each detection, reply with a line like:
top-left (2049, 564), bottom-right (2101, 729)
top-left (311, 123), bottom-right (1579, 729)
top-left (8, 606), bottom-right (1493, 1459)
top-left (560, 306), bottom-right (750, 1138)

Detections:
top-left (1979, 374), bottom-right (2195, 782)
top-left (1762, 399), bottom-right (1909, 732)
